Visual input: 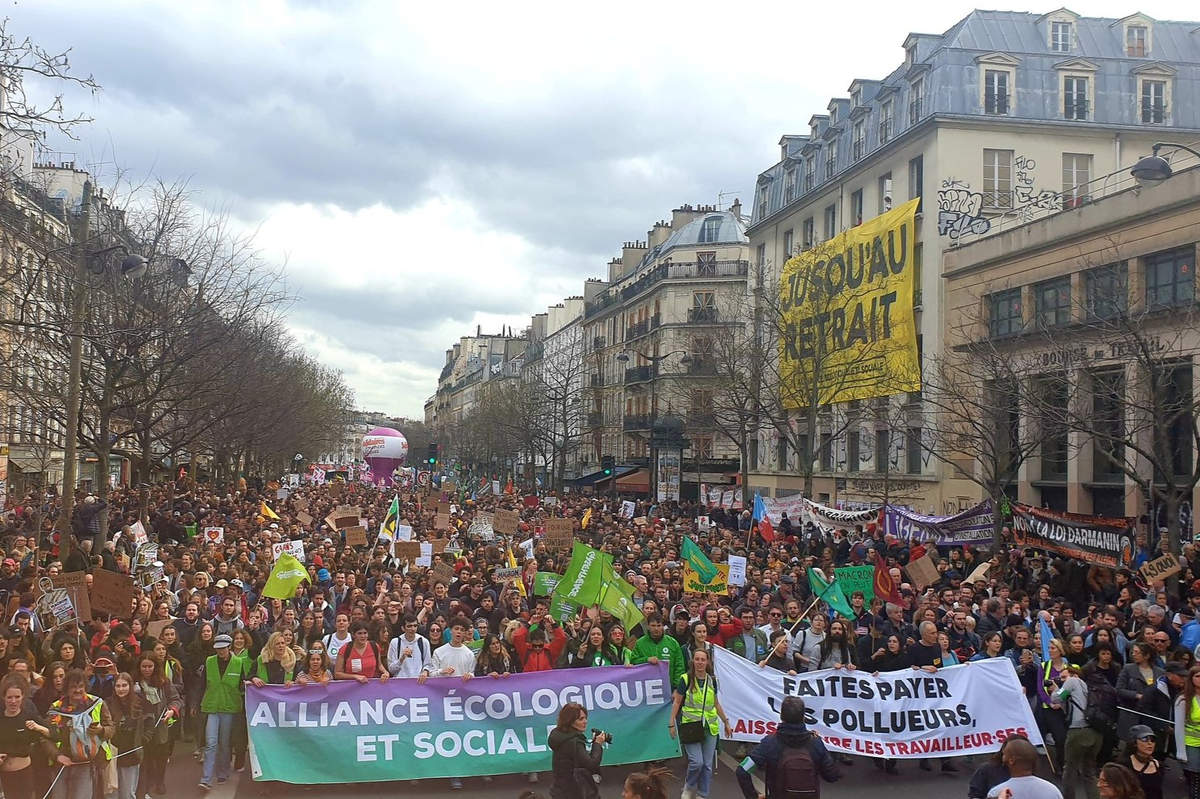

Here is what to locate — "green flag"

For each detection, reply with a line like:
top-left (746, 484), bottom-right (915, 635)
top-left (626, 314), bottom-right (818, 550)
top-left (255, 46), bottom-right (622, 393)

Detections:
top-left (681, 535), bottom-right (719, 584)
top-left (263, 552), bottom-right (309, 599)
top-left (185, 524), bottom-right (197, 539)
top-left (534, 572), bottom-right (561, 596)
top-left (380, 495), bottom-right (400, 539)
top-left (806, 567), bottom-right (854, 619)
top-left (548, 594), bottom-right (581, 623)
top-left (599, 572), bottom-right (643, 633)
top-left (554, 542), bottom-right (611, 607)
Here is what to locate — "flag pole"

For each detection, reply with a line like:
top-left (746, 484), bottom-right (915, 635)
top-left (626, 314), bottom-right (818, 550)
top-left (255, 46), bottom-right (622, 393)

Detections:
top-left (758, 578), bottom-right (837, 667)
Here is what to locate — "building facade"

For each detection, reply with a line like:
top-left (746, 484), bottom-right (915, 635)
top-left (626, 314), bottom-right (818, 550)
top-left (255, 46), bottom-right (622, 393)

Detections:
top-left (746, 8), bottom-right (1200, 513)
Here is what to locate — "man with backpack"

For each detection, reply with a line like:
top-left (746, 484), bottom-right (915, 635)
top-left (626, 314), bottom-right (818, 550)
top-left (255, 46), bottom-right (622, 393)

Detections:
top-left (736, 696), bottom-right (840, 799)
top-left (1056, 664), bottom-right (1104, 799)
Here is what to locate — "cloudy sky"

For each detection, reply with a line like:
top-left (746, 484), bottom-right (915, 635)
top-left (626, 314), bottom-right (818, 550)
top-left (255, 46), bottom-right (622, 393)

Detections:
top-left (15, 0), bottom-right (1197, 417)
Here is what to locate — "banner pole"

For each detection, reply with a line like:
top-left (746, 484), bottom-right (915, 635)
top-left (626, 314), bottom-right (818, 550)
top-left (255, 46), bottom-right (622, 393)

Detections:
top-left (758, 580), bottom-right (837, 667)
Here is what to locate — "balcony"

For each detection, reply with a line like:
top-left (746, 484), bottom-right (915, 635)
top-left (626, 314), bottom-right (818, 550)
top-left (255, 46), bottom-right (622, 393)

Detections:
top-left (623, 414), bottom-right (650, 431)
top-left (687, 307), bottom-right (719, 324)
top-left (687, 359), bottom-right (717, 376)
top-left (587, 411), bottom-right (604, 428)
top-left (589, 374), bottom-right (605, 388)
top-left (586, 262), bottom-right (751, 321)
top-left (624, 364), bottom-right (655, 384)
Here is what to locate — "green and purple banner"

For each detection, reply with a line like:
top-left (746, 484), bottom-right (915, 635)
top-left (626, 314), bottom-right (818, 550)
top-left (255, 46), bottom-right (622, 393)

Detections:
top-left (246, 664), bottom-right (678, 783)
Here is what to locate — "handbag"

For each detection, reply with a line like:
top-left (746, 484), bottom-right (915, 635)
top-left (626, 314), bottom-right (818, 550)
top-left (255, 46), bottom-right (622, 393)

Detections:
top-left (677, 676), bottom-right (711, 744)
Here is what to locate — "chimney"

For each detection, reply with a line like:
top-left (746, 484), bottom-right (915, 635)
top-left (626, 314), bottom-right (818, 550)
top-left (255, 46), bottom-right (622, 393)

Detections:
top-left (730, 198), bottom-right (742, 219)
top-left (476, 324), bottom-right (481, 337)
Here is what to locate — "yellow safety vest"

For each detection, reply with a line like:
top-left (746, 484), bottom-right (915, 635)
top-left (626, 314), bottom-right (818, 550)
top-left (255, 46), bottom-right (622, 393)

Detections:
top-left (680, 675), bottom-right (719, 736)
top-left (1186, 697), bottom-right (1200, 747)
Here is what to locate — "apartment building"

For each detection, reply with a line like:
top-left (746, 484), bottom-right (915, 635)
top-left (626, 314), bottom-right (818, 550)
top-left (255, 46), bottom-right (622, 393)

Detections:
top-left (746, 8), bottom-right (1200, 513)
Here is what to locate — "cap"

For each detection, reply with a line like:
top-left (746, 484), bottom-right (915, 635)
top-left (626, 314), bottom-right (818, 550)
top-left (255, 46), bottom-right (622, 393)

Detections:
top-left (215, 579), bottom-right (229, 589)
top-left (1165, 661), bottom-right (1190, 677)
top-left (213, 634), bottom-right (232, 649)
top-left (1128, 724), bottom-right (1155, 741)
top-left (230, 579), bottom-right (244, 589)
top-left (317, 569), bottom-right (331, 582)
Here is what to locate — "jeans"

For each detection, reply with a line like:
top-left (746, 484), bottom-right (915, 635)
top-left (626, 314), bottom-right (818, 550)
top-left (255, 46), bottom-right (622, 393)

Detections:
top-left (202, 712), bottom-right (235, 784)
top-left (1062, 727), bottom-right (1101, 799)
top-left (50, 763), bottom-right (93, 799)
top-left (1036, 705), bottom-right (1068, 775)
top-left (115, 764), bottom-right (140, 799)
top-left (683, 733), bottom-right (718, 797)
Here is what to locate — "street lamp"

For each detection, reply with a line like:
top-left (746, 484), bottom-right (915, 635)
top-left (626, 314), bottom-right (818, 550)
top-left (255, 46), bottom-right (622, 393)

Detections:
top-left (616, 349), bottom-right (692, 502)
top-left (1130, 143), bottom-right (1200, 187)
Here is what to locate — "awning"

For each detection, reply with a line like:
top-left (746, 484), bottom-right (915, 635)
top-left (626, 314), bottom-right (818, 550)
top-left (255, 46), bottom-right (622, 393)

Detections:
top-left (590, 465), bottom-right (640, 489)
top-left (615, 468), bottom-right (649, 493)
top-left (7, 457), bottom-right (49, 472)
top-left (568, 468), bottom-right (612, 487)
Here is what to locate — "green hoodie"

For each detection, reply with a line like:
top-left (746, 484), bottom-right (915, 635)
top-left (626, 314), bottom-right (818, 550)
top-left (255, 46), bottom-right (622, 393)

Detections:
top-left (630, 633), bottom-right (685, 686)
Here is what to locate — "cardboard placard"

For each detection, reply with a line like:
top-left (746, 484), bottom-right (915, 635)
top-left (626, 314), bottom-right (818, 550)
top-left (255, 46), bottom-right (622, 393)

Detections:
top-left (324, 512), bottom-right (360, 531)
top-left (632, 516), bottom-right (648, 527)
top-left (90, 569), bottom-right (136, 619)
top-left (431, 560), bottom-right (455, 582)
top-left (904, 553), bottom-right (940, 590)
top-left (345, 526), bottom-right (368, 546)
top-left (442, 481), bottom-right (457, 495)
top-left (432, 539), bottom-right (448, 554)
top-left (964, 559), bottom-right (994, 585)
top-left (493, 566), bottom-right (521, 581)
top-left (544, 518), bottom-right (574, 550)
top-left (393, 541), bottom-right (422, 559)
top-left (39, 571), bottom-right (92, 623)
top-left (146, 618), bottom-right (172, 641)
top-left (434, 513), bottom-right (451, 530)
top-left (493, 508), bottom-right (520, 535)
top-left (1140, 553), bottom-right (1182, 583)
top-left (437, 501), bottom-right (451, 515)
top-left (334, 504), bottom-right (358, 516)
top-left (296, 511), bottom-right (314, 527)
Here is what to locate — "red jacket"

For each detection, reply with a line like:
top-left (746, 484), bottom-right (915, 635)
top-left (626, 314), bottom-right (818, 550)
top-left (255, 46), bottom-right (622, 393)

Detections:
top-left (511, 623), bottom-right (566, 672)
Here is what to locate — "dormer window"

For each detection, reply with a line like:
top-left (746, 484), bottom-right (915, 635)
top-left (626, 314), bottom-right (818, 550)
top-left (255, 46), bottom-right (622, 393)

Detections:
top-left (1126, 25), bottom-right (1148, 56)
top-left (804, 156), bottom-right (816, 191)
top-left (905, 43), bottom-right (917, 66)
top-left (1051, 21), bottom-right (1072, 52)
top-left (829, 107), bottom-right (838, 124)
top-left (851, 89), bottom-right (861, 107)
top-left (784, 168), bottom-right (797, 201)
top-left (698, 216), bottom-right (723, 244)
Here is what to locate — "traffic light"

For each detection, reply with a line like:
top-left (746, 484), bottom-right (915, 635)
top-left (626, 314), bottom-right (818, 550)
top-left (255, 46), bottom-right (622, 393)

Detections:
top-left (426, 442), bottom-right (439, 466)
top-left (600, 455), bottom-right (614, 476)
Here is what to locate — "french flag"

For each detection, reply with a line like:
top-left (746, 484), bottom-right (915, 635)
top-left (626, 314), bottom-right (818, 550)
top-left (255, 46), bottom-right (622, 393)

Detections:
top-left (753, 494), bottom-right (776, 543)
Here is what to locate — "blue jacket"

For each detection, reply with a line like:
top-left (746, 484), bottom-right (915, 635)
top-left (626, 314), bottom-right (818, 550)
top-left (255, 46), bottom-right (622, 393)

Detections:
top-left (1180, 619), bottom-right (1200, 655)
top-left (736, 722), bottom-right (840, 799)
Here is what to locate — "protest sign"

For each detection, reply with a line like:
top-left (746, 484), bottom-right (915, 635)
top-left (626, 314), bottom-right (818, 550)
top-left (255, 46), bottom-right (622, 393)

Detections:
top-left (1140, 553), bottom-right (1182, 583)
top-left (518, 538), bottom-right (534, 561)
top-left (246, 663), bottom-right (676, 783)
top-left (129, 520), bottom-right (149, 545)
top-left (36, 586), bottom-right (76, 629)
top-left (682, 563), bottom-right (729, 595)
top-left (393, 541), bottom-right (422, 559)
top-left (544, 518), bottom-right (573, 550)
top-left (904, 553), bottom-right (939, 589)
top-left (491, 479), bottom-right (501, 495)
top-left (431, 560), bottom-right (455, 582)
top-left (296, 511), bottom-right (314, 527)
top-left (203, 526), bottom-right (225, 544)
top-left (726, 555), bottom-right (747, 587)
top-left (714, 648), bottom-right (1040, 757)
top-left (37, 571), bottom-right (90, 624)
top-left (493, 567), bottom-right (521, 581)
top-left (965, 560), bottom-right (994, 585)
top-left (467, 514), bottom-right (495, 542)
top-left (133, 543), bottom-right (159, 573)
top-left (883, 501), bottom-right (995, 545)
top-left (325, 510), bottom-right (361, 531)
top-left (834, 565), bottom-right (876, 602)
top-left (272, 540), bottom-right (305, 562)
top-left (146, 618), bottom-right (172, 641)
top-left (345, 526), bottom-right (368, 546)
top-left (619, 500), bottom-right (635, 519)
top-left (395, 524), bottom-right (414, 542)
top-left (1010, 504), bottom-right (1136, 569)
top-left (696, 516), bottom-right (711, 532)
top-left (523, 495), bottom-right (540, 508)
top-left (437, 501), bottom-right (451, 515)
top-left (632, 516), bottom-right (648, 527)
top-left (542, 496), bottom-right (559, 507)
top-left (492, 509), bottom-right (520, 535)
top-left (415, 542), bottom-right (433, 568)
top-left (90, 569), bottom-right (135, 619)
top-left (434, 513), bottom-right (451, 531)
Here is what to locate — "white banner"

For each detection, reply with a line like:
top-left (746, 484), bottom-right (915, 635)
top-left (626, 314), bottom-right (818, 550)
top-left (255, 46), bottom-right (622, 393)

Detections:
top-left (713, 647), bottom-right (1040, 759)
top-left (272, 540), bottom-right (304, 562)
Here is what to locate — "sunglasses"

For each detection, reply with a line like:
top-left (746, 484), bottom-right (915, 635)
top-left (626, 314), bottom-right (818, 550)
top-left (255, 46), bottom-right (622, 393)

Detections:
top-left (1137, 735), bottom-right (1156, 742)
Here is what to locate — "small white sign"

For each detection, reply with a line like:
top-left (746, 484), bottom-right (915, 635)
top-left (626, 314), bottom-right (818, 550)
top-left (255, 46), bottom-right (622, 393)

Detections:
top-left (272, 540), bottom-right (305, 562)
top-left (204, 526), bottom-right (225, 544)
top-left (415, 541), bottom-right (433, 568)
top-left (727, 555), bottom-right (747, 587)
top-left (396, 524), bottom-right (414, 542)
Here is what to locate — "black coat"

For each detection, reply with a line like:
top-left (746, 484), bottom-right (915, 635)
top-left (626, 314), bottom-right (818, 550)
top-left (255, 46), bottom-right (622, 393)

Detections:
top-left (548, 728), bottom-right (603, 799)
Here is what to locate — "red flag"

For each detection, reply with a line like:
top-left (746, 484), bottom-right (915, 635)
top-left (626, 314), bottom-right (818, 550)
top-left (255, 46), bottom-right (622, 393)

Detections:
top-left (872, 551), bottom-right (902, 605)
top-left (757, 516), bottom-right (776, 543)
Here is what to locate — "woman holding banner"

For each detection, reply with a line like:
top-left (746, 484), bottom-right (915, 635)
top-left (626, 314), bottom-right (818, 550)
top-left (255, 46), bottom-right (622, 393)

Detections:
top-left (134, 653), bottom-right (180, 796)
top-left (668, 650), bottom-right (731, 799)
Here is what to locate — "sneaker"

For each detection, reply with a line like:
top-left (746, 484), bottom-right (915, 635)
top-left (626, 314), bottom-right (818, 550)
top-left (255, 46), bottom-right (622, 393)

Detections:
top-left (528, 772), bottom-right (539, 784)
top-left (449, 778), bottom-right (463, 790)
top-left (682, 788), bottom-right (697, 799)
top-left (198, 783), bottom-right (211, 792)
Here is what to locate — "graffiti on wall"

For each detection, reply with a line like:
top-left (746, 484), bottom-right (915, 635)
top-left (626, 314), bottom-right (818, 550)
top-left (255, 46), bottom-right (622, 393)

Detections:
top-left (1013, 155), bottom-right (1061, 221)
top-left (937, 178), bottom-right (991, 240)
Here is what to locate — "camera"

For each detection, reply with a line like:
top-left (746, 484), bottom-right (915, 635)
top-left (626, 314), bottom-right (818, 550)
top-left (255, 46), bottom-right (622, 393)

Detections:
top-left (591, 728), bottom-right (612, 744)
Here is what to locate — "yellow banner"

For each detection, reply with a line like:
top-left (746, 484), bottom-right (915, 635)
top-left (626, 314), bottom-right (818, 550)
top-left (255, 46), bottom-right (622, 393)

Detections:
top-left (779, 198), bottom-right (922, 406)
top-left (682, 563), bottom-right (729, 596)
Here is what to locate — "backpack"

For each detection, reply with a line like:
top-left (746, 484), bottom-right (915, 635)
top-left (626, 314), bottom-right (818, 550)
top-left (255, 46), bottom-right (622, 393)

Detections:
top-left (1068, 673), bottom-right (1117, 732)
top-left (771, 741), bottom-right (820, 799)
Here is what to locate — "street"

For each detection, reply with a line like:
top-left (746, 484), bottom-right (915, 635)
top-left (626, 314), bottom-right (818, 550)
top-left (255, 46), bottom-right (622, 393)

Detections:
top-left (157, 746), bottom-right (982, 799)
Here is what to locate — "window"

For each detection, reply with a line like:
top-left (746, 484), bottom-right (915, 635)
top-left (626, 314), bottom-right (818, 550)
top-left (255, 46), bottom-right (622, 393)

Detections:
top-left (1091, 370), bottom-right (1125, 479)
top-left (698, 215), bottom-right (723, 243)
top-left (1063, 76), bottom-right (1088, 120)
top-left (1141, 80), bottom-right (1166, 123)
top-left (905, 43), bottom-right (917, 66)
top-left (1051, 21), bottom-right (1072, 52)
top-left (755, 243), bottom-right (766, 269)
top-left (1061, 153), bottom-right (1091, 207)
top-left (879, 100), bottom-right (893, 144)
top-left (847, 432), bottom-right (860, 472)
top-left (804, 156), bottom-right (816, 191)
top-left (984, 70), bottom-right (1010, 114)
top-left (823, 204), bottom-right (837, 240)
top-left (819, 433), bottom-right (833, 471)
top-left (696, 251), bottom-right (717, 276)
top-left (989, 288), bottom-right (1023, 337)
top-left (1039, 377), bottom-right (1069, 480)
top-left (777, 437), bottom-right (789, 471)
top-left (692, 291), bottom-right (715, 310)
top-left (782, 230), bottom-right (793, 258)
top-left (1145, 246), bottom-right (1194, 309)
top-left (693, 436), bottom-right (713, 459)
top-left (908, 155), bottom-right (923, 213)
top-left (850, 189), bottom-right (864, 227)
top-left (825, 141), bottom-right (837, 179)
top-left (982, 149), bottom-right (1013, 208)
top-left (875, 429), bottom-right (890, 473)
top-left (1158, 363), bottom-right (1193, 477)
top-left (801, 218), bottom-right (815, 250)
top-left (784, 168), bottom-right (797, 201)
top-left (1126, 25), bottom-right (1148, 57)
top-left (852, 121), bottom-right (865, 161)
top-left (1035, 277), bottom-right (1071, 328)
top-left (1085, 263), bottom-right (1128, 320)
top-left (756, 185), bottom-right (768, 219)
top-left (909, 79), bottom-right (923, 124)
top-left (877, 171), bottom-right (892, 213)
top-left (749, 439), bottom-right (758, 469)
top-left (906, 428), bottom-right (923, 474)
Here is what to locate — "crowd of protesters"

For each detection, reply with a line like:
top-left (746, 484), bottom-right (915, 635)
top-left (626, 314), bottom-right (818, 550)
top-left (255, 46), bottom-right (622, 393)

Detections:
top-left (0, 476), bottom-right (1196, 799)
